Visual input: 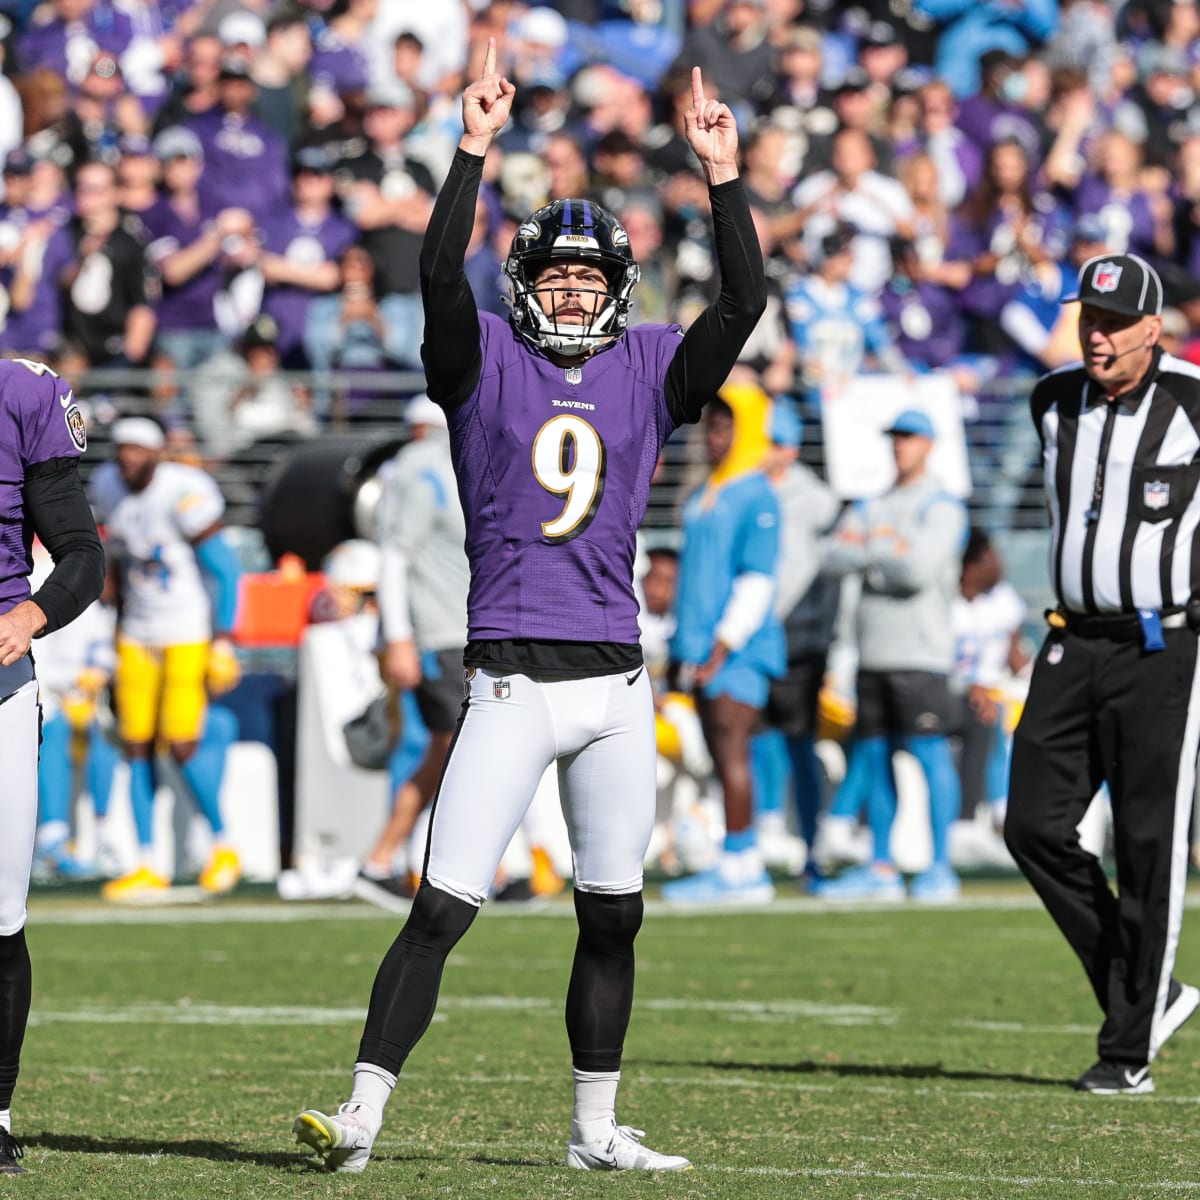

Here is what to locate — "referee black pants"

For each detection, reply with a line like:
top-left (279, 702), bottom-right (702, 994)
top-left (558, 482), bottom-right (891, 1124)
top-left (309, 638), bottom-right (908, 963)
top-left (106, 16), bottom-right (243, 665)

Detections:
top-left (1006, 625), bottom-right (1200, 1065)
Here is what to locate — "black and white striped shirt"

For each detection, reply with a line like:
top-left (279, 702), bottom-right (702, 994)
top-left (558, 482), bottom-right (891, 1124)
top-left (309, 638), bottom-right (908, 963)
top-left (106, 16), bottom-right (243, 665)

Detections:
top-left (1033, 349), bottom-right (1200, 615)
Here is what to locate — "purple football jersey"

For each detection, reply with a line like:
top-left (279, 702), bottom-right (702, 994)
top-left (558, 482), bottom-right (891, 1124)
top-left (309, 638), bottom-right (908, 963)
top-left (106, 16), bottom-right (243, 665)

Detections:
top-left (449, 313), bottom-right (683, 644)
top-left (0, 361), bottom-right (86, 613)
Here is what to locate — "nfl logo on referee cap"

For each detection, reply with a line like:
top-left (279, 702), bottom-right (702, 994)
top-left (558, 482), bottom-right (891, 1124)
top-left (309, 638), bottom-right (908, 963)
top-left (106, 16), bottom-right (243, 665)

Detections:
top-left (1093, 261), bottom-right (1122, 292)
top-left (1145, 480), bottom-right (1170, 510)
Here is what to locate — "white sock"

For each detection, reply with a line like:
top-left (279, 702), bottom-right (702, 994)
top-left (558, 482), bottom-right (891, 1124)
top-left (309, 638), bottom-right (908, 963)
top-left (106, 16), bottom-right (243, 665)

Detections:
top-left (572, 1068), bottom-right (620, 1129)
top-left (349, 1062), bottom-right (396, 1131)
top-left (0, 1110), bottom-right (10, 1133)
top-left (36, 821), bottom-right (69, 851)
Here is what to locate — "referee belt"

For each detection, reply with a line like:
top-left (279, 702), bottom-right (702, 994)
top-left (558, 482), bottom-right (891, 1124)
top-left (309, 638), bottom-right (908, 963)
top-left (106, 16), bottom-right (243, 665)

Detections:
top-left (1046, 607), bottom-right (1189, 641)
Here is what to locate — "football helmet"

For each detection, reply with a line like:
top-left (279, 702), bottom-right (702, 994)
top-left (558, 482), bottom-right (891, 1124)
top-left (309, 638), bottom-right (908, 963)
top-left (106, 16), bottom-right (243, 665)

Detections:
top-left (503, 198), bottom-right (640, 357)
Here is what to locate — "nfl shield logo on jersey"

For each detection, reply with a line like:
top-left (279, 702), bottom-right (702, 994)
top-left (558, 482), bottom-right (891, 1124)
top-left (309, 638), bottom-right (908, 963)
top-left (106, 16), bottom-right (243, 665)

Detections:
top-left (1144, 480), bottom-right (1170, 510)
top-left (564, 366), bottom-right (582, 385)
top-left (493, 678), bottom-right (510, 700)
top-left (1093, 261), bottom-right (1122, 292)
top-left (1048, 643), bottom-right (1064, 665)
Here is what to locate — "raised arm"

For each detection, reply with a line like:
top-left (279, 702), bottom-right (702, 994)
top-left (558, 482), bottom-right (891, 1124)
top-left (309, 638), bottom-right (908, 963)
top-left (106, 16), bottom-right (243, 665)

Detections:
top-left (663, 68), bottom-right (767, 426)
top-left (418, 39), bottom-right (515, 409)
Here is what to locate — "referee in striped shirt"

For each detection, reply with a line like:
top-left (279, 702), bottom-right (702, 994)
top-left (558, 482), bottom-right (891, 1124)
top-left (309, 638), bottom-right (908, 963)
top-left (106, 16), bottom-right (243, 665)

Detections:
top-left (1005, 253), bottom-right (1200, 1095)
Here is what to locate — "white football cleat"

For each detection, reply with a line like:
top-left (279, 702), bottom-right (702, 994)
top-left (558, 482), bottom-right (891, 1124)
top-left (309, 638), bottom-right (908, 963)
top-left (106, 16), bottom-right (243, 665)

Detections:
top-left (564, 1120), bottom-right (691, 1171)
top-left (293, 1102), bottom-right (376, 1173)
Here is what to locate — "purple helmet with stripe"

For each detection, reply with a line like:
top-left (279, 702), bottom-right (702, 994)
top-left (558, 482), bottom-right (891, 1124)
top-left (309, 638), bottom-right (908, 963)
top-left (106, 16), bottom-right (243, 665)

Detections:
top-left (503, 197), bottom-right (640, 357)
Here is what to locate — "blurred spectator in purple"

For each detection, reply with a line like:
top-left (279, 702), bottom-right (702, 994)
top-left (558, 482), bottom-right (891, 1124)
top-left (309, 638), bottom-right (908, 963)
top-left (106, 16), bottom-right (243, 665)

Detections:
top-left (912, 0), bottom-right (1058, 99)
top-left (18, 0), bottom-right (140, 96)
top-left (879, 235), bottom-right (970, 373)
top-left (252, 13), bottom-right (313, 150)
top-left (141, 125), bottom-right (228, 385)
top-left (954, 49), bottom-right (1043, 167)
top-left (0, 148), bottom-right (63, 357)
top-left (336, 79), bottom-right (433, 368)
top-left (679, 0), bottom-right (775, 119)
top-left (898, 151), bottom-right (974, 291)
top-left (55, 158), bottom-right (156, 366)
top-left (154, 33), bottom-right (223, 130)
top-left (259, 144), bottom-right (357, 367)
top-left (308, 0), bottom-right (375, 129)
top-left (59, 49), bottom-right (147, 168)
top-left (115, 132), bottom-right (160, 221)
top-left (957, 137), bottom-right (1070, 357)
top-left (185, 53), bottom-right (289, 225)
top-left (791, 126), bottom-right (915, 295)
top-left (303, 242), bottom-right (389, 417)
top-left (1068, 130), bottom-right (1175, 262)
top-left (1113, 42), bottom-right (1200, 169)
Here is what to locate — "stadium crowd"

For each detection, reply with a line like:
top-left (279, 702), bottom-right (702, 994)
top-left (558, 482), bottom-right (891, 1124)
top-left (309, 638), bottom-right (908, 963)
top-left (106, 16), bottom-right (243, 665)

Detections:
top-left (11, 0), bottom-right (1197, 898)
top-left (0, 0), bottom-right (1197, 440)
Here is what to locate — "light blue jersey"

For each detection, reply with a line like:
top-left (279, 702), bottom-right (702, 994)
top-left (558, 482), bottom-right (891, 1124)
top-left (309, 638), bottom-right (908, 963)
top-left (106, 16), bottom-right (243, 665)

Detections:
top-left (672, 472), bottom-right (786, 680)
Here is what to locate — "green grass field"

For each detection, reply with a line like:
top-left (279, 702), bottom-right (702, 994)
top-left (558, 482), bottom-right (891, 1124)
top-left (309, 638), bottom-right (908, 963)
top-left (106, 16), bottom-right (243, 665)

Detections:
top-left (11, 883), bottom-right (1200, 1199)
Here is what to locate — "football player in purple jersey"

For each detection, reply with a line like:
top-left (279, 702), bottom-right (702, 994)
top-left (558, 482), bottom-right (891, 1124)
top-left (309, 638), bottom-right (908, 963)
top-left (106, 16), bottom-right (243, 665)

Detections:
top-left (294, 43), bottom-right (766, 1174)
top-left (0, 358), bottom-right (105, 1174)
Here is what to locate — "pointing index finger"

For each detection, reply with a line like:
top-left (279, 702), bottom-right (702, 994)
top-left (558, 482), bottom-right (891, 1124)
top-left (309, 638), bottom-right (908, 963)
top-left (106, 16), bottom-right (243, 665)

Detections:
top-left (692, 65), bottom-right (704, 108)
top-left (483, 37), bottom-right (496, 80)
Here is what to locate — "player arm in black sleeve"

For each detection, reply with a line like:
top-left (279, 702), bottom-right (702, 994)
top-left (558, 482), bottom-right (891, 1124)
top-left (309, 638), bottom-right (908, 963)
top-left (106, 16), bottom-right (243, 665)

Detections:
top-left (24, 457), bottom-right (105, 634)
top-left (663, 177), bottom-right (768, 426)
top-left (418, 148), bottom-right (486, 410)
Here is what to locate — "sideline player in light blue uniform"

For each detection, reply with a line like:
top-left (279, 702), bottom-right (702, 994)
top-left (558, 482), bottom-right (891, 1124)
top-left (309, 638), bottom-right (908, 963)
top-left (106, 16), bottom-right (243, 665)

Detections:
top-left (664, 381), bottom-right (785, 904)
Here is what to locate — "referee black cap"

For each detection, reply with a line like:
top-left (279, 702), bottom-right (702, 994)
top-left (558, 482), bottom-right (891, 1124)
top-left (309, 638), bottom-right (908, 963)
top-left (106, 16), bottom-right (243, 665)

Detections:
top-left (1065, 253), bottom-right (1164, 318)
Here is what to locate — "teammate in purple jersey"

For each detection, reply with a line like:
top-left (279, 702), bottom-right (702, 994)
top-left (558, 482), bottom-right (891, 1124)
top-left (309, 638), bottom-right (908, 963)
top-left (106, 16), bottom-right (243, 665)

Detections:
top-left (294, 44), bottom-right (766, 1174)
top-left (0, 357), bottom-right (105, 1174)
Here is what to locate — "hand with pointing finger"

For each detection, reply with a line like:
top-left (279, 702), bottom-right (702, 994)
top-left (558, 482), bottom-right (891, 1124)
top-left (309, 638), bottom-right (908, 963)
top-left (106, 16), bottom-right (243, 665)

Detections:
top-left (683, 66), bottom-right (740, 186)
top-left (460, 37), bottom-right (516, 156)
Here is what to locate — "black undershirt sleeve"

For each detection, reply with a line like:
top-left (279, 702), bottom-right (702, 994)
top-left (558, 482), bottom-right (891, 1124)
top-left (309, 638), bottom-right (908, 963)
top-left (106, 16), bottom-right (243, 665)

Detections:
top-left (419, 148), bottom-right (486, 410)
top-left (23, 457), bottom-right (104, 634)
top-left (663, 177), bottom-right (768, 426)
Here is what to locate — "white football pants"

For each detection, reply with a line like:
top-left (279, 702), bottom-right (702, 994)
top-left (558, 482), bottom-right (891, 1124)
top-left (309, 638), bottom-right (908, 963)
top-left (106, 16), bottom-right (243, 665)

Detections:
top-left (425, 667), bottom-right (656, 905)
top-left (0, 681), bottom-right (39, 934)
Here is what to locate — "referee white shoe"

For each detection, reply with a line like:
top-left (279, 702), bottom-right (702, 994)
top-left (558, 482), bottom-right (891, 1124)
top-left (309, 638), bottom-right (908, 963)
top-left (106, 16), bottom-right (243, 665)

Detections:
top-left (1160, 980), bottom-right (1200, 1051)
top-left (565, 1119), bottom-right (691, 1171)
top-left (293, 1102), bottom-right (377, 1173)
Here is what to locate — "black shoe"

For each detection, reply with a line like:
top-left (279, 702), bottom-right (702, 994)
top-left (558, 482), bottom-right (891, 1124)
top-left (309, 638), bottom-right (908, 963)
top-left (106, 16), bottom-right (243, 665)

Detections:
top-left (493, 877), bottom-right (534, 902)
top-left (1072, 1059), bottom-right (1155, 1094)
top-left (352, 870), bottom-right (415, 914)
top-left (0, 1129), bottom-right (24, 1174)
